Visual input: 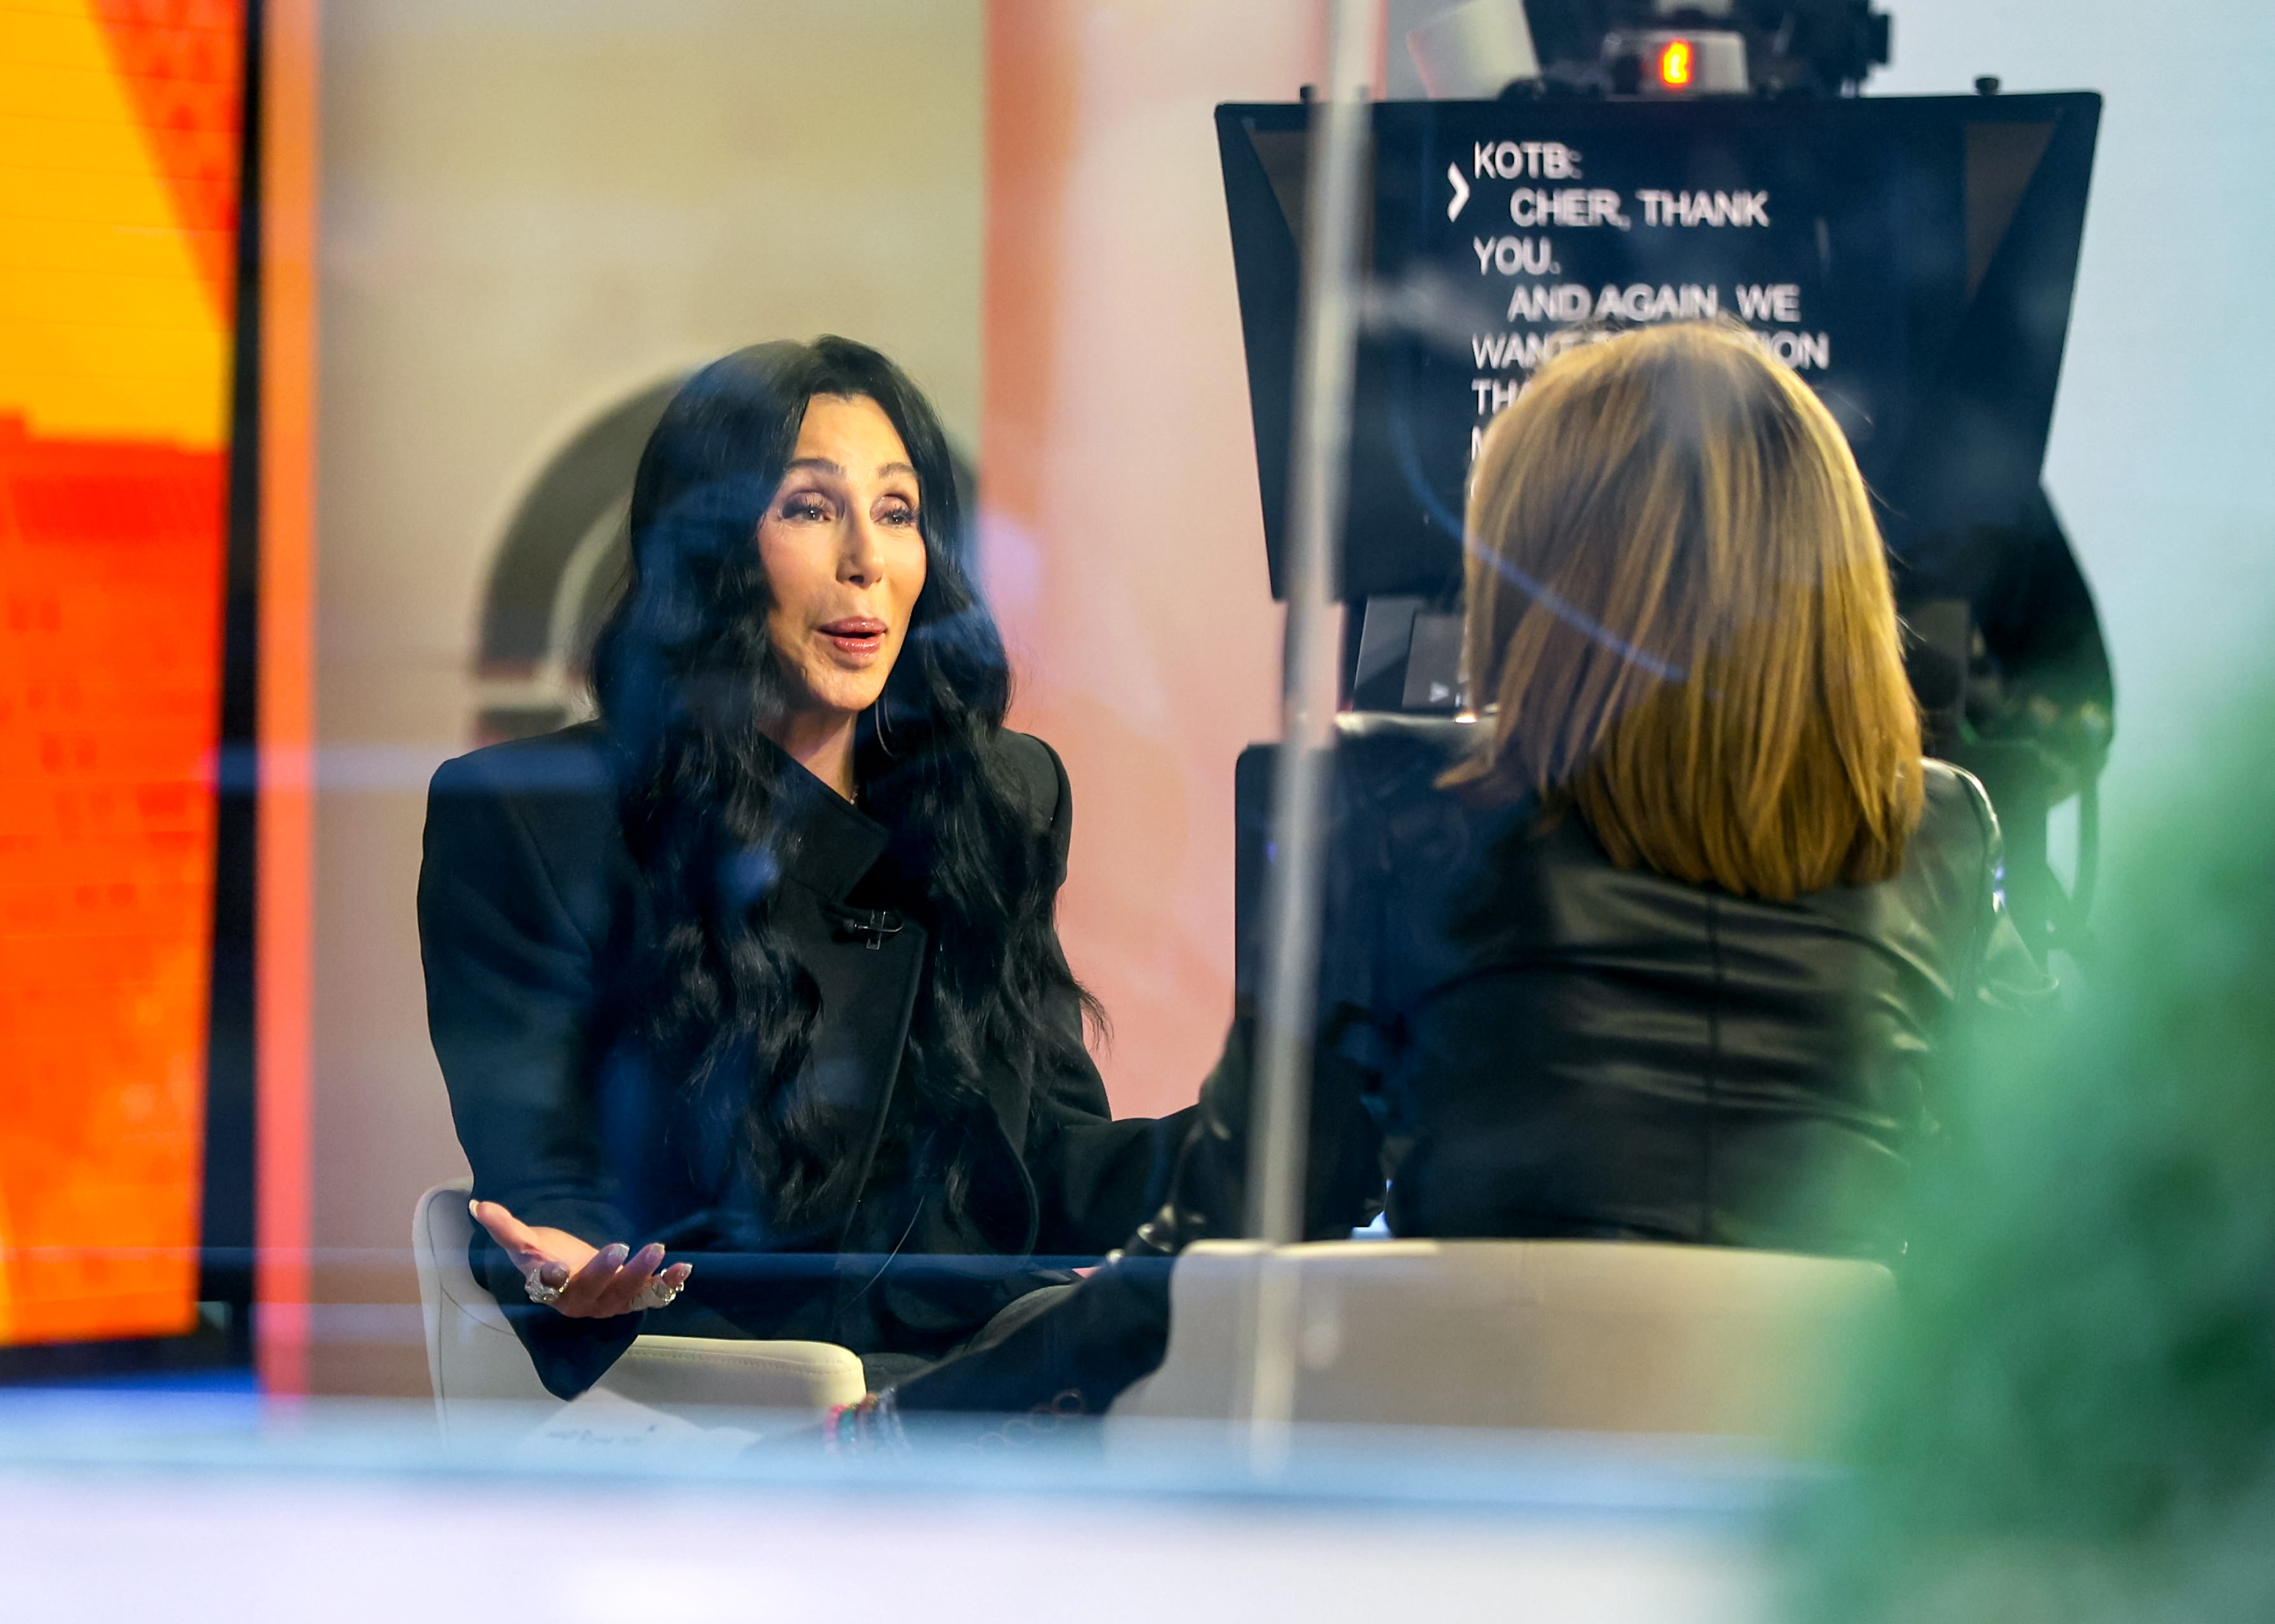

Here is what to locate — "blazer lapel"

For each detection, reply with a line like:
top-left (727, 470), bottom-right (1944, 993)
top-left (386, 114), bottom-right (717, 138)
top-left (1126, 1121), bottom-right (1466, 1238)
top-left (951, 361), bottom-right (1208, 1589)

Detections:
top-left (759, 752), bottom-right (925, 1234)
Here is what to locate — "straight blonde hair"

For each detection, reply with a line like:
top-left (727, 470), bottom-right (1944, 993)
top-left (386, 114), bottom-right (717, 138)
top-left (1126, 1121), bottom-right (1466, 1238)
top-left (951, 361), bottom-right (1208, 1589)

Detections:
top-left (1446, 322), bottom-right (1923, 900)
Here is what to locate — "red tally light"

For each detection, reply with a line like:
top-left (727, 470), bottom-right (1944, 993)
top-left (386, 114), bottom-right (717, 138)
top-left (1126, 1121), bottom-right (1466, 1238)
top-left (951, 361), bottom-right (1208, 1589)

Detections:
top-left (1660, 39), bottom-right (1695, 88)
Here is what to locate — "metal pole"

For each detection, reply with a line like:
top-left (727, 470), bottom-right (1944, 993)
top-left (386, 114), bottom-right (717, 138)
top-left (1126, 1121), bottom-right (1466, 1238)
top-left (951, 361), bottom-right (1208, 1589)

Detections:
top-left (1245, 0), bottom-right (1379, 1467)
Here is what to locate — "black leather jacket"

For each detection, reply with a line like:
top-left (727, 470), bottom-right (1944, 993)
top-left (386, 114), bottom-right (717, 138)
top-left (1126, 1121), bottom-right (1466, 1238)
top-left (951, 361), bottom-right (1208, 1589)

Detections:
top-left (1286, 718), bottom-right (2051, 1258)
top-left (892, 720), bottom-right (2053, 1415)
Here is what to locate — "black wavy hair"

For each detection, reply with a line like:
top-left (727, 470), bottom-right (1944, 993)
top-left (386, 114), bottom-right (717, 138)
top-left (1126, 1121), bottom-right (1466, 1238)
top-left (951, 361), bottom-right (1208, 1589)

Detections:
top-left (590, 337), bottom-right (1096, 1230)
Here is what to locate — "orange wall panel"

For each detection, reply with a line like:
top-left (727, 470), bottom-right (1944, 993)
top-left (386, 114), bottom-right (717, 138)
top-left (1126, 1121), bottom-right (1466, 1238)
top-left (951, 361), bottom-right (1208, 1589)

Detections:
top-left (255, 0), bottom-right (317, 1396)
top-left (981, 3), bottom-right (1318, 1116)
top-left (0, 0), bottom-right (241, 1347)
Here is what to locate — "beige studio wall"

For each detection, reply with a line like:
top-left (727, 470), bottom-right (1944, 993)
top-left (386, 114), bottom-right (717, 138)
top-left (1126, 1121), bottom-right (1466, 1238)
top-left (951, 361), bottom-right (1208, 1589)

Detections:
top-left (308, 0), bottom-right (985, 1394)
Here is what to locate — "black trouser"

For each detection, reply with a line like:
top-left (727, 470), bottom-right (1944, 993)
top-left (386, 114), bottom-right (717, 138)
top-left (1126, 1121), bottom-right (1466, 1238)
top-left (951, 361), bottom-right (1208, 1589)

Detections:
top-left (855, 1276), bottom-right (1077, 1391)
top-left (881, 1256), bottom-right (1175, 1416)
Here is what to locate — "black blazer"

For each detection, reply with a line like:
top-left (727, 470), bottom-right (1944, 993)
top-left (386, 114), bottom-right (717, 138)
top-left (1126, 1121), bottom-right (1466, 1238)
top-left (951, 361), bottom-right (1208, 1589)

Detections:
top-left (418, 721), bottom-right (1186, 1397)
top-left (892, 721), bottom-right (2056, 1415)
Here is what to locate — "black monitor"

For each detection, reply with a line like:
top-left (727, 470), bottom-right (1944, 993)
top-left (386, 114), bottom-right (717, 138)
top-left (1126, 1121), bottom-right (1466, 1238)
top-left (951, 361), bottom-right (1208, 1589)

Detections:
top-left (1218, 91), bottom-right (2100, 613)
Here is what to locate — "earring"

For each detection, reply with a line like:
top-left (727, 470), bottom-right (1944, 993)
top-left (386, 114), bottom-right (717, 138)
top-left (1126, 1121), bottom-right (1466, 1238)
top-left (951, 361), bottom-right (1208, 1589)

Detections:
top-left (873, 702), bottom-right (899, 760)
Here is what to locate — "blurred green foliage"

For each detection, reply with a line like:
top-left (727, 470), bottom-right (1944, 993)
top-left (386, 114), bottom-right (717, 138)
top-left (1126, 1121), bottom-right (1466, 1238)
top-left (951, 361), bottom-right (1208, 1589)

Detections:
top-left (1794, 723), bottom-right (2275, 1621)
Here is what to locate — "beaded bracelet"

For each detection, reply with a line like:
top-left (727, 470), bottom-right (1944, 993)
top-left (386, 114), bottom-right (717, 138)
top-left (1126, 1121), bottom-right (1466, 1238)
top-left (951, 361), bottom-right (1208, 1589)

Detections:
top-left (822, 1391), bottom-right (906, 1456)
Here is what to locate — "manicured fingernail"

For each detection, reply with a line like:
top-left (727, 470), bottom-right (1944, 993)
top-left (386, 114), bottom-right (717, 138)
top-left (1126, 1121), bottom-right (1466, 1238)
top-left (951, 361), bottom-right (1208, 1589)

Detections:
top-left (603, 1244), bottom-right (629, 1265)
top-left (467, 1200), bottom-right (481, 1216)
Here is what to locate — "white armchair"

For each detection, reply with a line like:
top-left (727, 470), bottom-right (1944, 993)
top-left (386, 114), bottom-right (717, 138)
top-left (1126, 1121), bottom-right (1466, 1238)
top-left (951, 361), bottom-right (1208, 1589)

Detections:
top-left (411, 1179), bottom-right (864, 1436)
top-left (1107, 1237), bottom-right (1895, 1450)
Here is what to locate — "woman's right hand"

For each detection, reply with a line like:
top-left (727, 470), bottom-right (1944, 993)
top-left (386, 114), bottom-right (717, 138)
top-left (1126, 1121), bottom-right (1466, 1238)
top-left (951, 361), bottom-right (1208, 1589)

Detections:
top-left (470, 1198), bottom-right (692, 1319)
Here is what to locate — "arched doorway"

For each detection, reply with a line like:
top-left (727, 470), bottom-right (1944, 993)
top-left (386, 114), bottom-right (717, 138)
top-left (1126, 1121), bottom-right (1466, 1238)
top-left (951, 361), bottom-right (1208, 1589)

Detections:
top-left (470, 375), bottom-right (682, 743)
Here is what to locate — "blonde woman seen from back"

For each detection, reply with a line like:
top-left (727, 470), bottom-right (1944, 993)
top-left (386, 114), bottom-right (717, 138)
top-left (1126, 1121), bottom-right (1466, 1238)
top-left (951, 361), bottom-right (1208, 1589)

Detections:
top-left (1450, 320), bottom-right (1923, 898)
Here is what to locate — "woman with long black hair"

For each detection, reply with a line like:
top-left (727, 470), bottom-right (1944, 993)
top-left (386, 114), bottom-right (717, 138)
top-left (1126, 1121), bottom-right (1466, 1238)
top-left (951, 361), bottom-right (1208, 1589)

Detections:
top-left (418, 338), bottom-right (1186, 1398)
